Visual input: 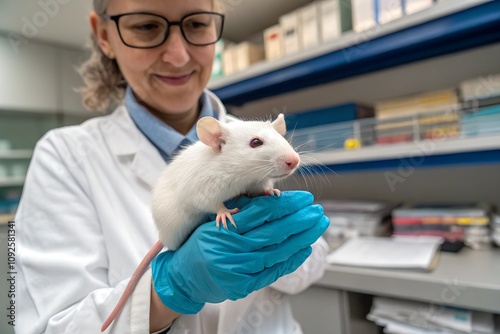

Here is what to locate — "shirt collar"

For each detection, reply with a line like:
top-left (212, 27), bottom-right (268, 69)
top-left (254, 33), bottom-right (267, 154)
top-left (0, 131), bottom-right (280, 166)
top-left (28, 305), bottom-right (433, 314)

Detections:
top-left (125, 86), bottom-right (217, 161)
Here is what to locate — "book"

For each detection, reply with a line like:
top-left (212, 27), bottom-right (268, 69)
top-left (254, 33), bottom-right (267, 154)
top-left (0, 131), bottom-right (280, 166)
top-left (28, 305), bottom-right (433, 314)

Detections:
top-left (326, 236), bottom-right (441, 271)
top-left (393, 216), bottom-right (490, 226)
top-left (392, 203), bottom-right (488, 218)
top-left (375, 89), bottom-right (459, 120)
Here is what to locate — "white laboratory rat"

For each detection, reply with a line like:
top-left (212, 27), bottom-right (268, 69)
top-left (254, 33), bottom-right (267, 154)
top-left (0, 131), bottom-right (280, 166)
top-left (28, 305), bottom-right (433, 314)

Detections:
top-left (101, 114), bottom-right (300, 332)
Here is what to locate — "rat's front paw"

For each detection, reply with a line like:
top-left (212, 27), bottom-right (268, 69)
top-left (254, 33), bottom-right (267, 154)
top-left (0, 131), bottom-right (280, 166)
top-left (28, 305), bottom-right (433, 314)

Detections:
top-left (265, 188), bottom-right (281, 197)
top-left (216, 208), bottom-right (239, 230)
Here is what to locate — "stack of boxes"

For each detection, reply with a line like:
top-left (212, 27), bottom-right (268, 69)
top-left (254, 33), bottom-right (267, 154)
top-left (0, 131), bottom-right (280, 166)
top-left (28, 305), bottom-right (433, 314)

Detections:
top-left (218, 0), bottom-right (354, 78)
top-left (352, 0), bottom-right (435, 32)
top-left (213, 0), bottom-right (443, 79)
top-left (222, 42), bottom-right (264, 77)
top-left (276, 0), bottom-right (353, 57)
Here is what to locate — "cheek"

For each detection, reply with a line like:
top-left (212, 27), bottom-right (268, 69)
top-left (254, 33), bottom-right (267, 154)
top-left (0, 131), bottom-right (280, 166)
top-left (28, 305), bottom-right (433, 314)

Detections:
top-left (193, 45), bottom-right (215, 75)
top-left (115, 48), bottom-right (158, 86)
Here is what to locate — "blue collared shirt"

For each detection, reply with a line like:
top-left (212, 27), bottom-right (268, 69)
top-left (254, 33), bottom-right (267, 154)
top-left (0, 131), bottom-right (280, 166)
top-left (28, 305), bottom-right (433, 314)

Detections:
top-left (125, 86), bottom-right (217, 161)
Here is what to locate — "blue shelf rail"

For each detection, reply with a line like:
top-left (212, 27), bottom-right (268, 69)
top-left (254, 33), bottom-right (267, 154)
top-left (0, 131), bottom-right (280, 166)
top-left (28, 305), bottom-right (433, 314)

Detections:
top-left (306, 149), bottom-right (500, 174)
top-left (212, 1), bottom-right (500, 106)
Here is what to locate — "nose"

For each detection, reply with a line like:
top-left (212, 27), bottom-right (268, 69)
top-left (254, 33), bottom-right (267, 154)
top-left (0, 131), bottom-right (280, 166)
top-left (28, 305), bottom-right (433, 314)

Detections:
top-left (285, 154), bottom-right (300, 170)
top-left (161, 27), bottom-right (190, 67)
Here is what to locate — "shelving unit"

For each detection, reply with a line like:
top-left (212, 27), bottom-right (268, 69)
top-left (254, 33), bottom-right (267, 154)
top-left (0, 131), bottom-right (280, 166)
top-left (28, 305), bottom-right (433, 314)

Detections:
top-left (209, 1), bottom-right (500, 333)
top-left (303, 135), bottom-right (500, 173)
top-left (319, 248), bottom-right (500, 314)
top-left (0, 150), bottom-right (33, 160)
top-left (292, 107), bottom-right (500, 172)
top-left (0, 1), bottom-right (496, 333)
top-left (208, 0), bottom-right (500, 174)
top-left (209, 0), bottom-right (500, 106)
top-left (0, 178), bottom-right (25, 187)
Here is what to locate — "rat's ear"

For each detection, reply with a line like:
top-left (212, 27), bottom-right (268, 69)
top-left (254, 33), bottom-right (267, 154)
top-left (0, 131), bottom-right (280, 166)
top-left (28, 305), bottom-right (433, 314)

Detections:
top-left (197, 117), bottom-right (225, 153)
top-left (271, 114), bottom-right (287, 136)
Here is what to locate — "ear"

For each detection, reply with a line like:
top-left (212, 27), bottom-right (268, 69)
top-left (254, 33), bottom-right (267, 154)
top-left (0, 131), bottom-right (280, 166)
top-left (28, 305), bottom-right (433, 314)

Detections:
top-left (197, 117), bottom-right (225, 153)
top-left (271, 114), bottom-right (287, 136)
top-left (90, 12), bottom-right (115, 59)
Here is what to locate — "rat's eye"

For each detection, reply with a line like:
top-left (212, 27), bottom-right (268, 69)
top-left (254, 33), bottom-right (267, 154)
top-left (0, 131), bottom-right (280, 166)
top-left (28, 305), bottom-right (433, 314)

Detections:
top-left (250, 138), bottom-right (264, 148)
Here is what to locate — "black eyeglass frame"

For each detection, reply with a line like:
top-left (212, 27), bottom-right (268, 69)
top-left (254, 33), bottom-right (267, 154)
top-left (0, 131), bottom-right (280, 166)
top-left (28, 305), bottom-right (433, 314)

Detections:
top-left (101, 11), bottom-right (225, 48)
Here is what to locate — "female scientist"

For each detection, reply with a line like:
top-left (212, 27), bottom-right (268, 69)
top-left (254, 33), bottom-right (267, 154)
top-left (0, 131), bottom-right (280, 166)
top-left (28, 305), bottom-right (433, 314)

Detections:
top-left (15, 0), bottom-right (329, 333)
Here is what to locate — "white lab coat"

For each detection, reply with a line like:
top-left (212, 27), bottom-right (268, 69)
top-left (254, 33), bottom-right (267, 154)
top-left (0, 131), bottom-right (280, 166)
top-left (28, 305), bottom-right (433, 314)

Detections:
top-left (16, 91), bottom-right (328, 334)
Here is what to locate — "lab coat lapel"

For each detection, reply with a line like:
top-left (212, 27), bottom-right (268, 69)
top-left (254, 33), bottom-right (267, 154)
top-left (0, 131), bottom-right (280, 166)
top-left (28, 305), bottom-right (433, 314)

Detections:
top-left (130, 139), bottom-right (166, 189)
top-left (106, 106), bottom-right (166, 190)
top-left (105, 91), bottom-right (229, 189)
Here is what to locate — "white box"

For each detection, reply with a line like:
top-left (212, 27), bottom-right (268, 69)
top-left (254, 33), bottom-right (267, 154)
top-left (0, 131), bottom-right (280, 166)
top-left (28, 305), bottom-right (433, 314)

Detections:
top-left (299, 2), bottom-right (321, 49)
top-left (234, 42), bottom-right (264, 72)
top-left (280, 10), bottom-right (302, 55)
top-left (404, 0), bottom-right (433, 15)
top-left (321, 0), bottom-right (341, 41)
top-left (222, 46), bottom-right (236, 76)
top-left (263, 25), bottom-right (283, 61)
top-left (320, 0), bottom-right (353, 41)
top-left (377, 0), bottom-right (403, 24)
top-left (460, 73), bottom-right (500, 101)
top-left (352, 0), bottom-right (377, 32)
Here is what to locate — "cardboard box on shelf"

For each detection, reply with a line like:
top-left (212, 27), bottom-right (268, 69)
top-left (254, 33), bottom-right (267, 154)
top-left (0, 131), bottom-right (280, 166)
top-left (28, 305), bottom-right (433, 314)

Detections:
top-left (377, 0), bottom-right (404, 25)
top-left (299, 2), bottom-right (321, 49)
top-left (280, 10), bottom-right (302, 55)
top-left (459, 73), bottom-right (500, 101)
top-left (234, 42), bottom-right (265, 73)
top-left (352, 0), bottom-right (377, 32)
top-left (320, 0), bottom-right (353, 41)
top-left (222, 45), bottom-right (237, 76)
top-left (404, 0), bottom-right (434, 15)
top-left (263, 25), bottom-right (283, 61)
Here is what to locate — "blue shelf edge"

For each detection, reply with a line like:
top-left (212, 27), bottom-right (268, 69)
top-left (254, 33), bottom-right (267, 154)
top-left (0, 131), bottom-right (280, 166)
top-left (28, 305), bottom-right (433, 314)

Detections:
top-left (301, 149), bottom-right (500, 174)
top-left (213, 1), bottom-right (500, 106)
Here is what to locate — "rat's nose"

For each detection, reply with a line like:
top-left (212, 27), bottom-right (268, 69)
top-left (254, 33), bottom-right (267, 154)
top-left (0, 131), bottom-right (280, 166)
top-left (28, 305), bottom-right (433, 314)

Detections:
top-left (285, 155), bottom-right (300, 170)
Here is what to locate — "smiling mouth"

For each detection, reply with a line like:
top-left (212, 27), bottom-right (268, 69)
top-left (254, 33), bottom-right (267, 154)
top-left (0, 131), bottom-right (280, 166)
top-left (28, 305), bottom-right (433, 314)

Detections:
top-left (154, 72), bottom-right (193, 86)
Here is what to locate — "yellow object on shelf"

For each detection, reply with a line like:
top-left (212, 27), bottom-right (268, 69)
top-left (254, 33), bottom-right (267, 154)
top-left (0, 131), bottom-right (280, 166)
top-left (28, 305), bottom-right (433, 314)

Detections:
top-left (344, 138), bottom-right (361, 150)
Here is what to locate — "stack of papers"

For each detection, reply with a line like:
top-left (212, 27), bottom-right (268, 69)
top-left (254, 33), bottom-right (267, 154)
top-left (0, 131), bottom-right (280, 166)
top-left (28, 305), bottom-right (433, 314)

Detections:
top-left (368, 297), bottom-right (496, 333)
top-left (320, 200), bottom-right (398, 250)
top-left (493, 215), bottom-right (500, 247)
top-left (326, 236), bottom-right (442, 271)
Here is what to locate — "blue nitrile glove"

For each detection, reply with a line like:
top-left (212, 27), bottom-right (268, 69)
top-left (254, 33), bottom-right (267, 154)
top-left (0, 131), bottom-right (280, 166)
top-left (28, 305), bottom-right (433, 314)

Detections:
top-left (151, 191), bottom-right (329, 314)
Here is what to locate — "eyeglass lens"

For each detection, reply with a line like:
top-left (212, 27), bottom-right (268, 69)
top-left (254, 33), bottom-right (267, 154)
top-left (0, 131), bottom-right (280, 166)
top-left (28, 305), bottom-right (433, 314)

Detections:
top-left (117, 13), bottom-right (223, 47)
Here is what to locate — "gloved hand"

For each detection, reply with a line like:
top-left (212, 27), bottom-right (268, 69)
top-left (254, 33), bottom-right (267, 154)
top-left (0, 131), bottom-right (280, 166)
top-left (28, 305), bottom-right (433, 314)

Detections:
top-left (151, 191), bottom-right (329, 314)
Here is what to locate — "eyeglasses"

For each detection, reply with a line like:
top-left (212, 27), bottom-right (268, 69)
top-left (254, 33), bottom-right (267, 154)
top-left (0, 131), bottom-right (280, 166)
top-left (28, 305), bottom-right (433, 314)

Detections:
top-left (101, 11), bottom-right (225, 48)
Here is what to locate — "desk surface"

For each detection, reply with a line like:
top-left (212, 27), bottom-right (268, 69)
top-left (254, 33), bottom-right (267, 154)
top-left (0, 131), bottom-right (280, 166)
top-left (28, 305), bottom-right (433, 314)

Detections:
top-left (319, 248), bottom-right (500, 314)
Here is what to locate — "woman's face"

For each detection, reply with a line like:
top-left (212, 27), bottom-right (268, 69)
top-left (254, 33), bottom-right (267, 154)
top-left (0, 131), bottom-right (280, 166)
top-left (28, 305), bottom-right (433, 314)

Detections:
top-left (93, 0), bottom-right (216, 117)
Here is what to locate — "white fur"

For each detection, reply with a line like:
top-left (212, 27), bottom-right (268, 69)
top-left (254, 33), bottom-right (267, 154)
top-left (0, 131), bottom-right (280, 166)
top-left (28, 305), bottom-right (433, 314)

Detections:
top-left (101, 115), bottom-right (300, 331)
top-left (151, 115), bottom-right (299, 250)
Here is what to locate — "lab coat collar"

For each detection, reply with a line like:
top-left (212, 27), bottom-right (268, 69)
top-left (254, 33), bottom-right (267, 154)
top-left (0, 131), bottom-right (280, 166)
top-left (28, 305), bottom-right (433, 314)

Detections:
top-left (105, 90), bottom-right (229, 188)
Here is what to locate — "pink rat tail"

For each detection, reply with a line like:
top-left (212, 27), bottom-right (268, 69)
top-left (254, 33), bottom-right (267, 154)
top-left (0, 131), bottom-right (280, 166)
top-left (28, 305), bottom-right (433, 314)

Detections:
top-left (101, 241), bottom-right (164, 332)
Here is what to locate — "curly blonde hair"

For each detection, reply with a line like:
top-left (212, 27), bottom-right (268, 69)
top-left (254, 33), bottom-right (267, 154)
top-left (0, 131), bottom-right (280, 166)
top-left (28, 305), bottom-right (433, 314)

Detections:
top-left (78, 0), bottom-right (124, 112)
top-left (78, 0), bottom-right (220, 112)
